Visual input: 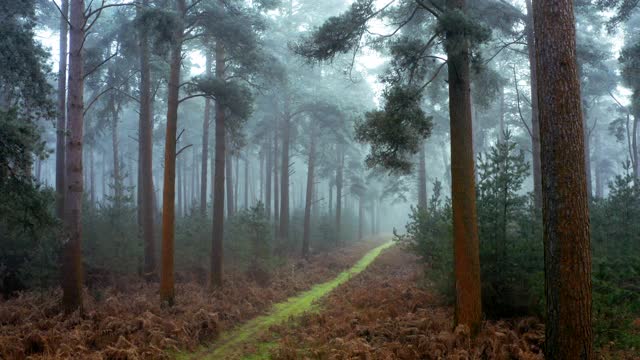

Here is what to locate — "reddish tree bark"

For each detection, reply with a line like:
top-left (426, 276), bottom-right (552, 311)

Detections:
top-left (55, 0), bottom-right (69, 220)
top-left (278, 102), bottom-right (291, 251)
top-left (138, 0), bottom-right (156, 280)
top-left (61, 0), bottom-right (85, 313)
top-left (160, 0), bottom-right (185, 306)
top-left (447, 0), bottom-right (482, 333)
top-left (226, 146), bottom-right (234, 217)
top-left (265, 138), bottom-right (272, 217)
top-left (533, 0), bottom-right (593, 358)
top-left (210, 34), bottom-right (226, 288)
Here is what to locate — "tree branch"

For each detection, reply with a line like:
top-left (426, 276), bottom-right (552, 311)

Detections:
top-left (84, 87), bottom-right (114, 115)
top-left (415, 0), bottom-right (440, 18)
top-left (416, 60), bottom-right (447, 94)
top-left (366, 6), bottom-right (419, 38)
top-left (176, 144), bottom-right (193, 158)
top-left (52, 1), bottom-right (71, 27)
top-left (83, 52), bottom-right (118, 80)
top-left (513, 66), bottom-right (533, 138)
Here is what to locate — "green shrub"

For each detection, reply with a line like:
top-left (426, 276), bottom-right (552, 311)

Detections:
top-left (476, 132), bottom-right (543, 317)
top-left (394, 180), bottom-right (454, 300)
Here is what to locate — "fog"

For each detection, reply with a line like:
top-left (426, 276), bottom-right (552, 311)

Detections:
top-left (1, 0), bottom-right (639, 358)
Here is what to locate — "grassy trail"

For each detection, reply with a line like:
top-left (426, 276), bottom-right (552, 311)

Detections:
top-left (178, 241), bottom-right (394, 360)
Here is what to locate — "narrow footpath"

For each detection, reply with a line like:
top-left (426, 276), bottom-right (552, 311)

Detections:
top-left (266, 247), bottom-right (546, 360)
top-left (180, 242), bottom-right (394, 360)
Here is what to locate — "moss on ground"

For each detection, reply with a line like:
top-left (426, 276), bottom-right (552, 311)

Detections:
top-left (178, 241), bottom-right (393, 360)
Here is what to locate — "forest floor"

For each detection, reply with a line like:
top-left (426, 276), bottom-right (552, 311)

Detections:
top-left (0, 240), bottom-right (382, 360)
top-left (2, 242), bottom-right (637, 360)
top-left (204, 246), bottom-right (550, 360)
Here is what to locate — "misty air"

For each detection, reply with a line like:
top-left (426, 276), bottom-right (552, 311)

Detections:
top-left (0, 0), bottom-right (638, 359)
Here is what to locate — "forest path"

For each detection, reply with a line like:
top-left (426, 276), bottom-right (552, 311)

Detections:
top-left (177, 240), bottom-right (394, 360)
top-left (261, 247), bottom-right (547, 360)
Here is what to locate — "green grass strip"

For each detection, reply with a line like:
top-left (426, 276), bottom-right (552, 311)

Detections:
top-left (177, 241), bottom-right (394, 360)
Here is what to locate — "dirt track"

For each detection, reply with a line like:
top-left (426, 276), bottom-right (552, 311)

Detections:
top-left (267, 246), bottom-right (547, 360)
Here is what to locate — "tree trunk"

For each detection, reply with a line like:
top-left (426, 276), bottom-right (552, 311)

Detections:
top-left (302, 126), bottom-right (316, 259)
top-left (159, 0), bottom-right (185, 306)
top-left (234, 155), bottom-right (239, 211)
top-left (328, 181), bottom-right (333, 217)
top-left (265, 139), bottom-right (272, 217)
top-left (498, 84), bottom-right (505, 143)
top-left (585, 125), bottom-right (593, 198)
top-left (210, 34), bottom-right (226, 288)
top-left (525, 0), bottom-right (543, 210)
top-left (259, 149), bottom-right (264, 204)
top-left (56, 0), bottom-right (69, 220)
top-left (440, 140), bottom-right (451, 188)
top-left (370, 203), bottom-right (375, 236)
top-left (335, 146), bottom-right (344, 247)
top-left (532, 0), bottom-right (593, 358)
top-left (418, 141), bottom-right (427, 209)
top-left (90, 145), bottom-right (95, 208)
top-left (279, 107), bottom-right (290, 251)
top-left (358, 196), bottom-right (364, 241)
top-left (244, 153), bottom-right (249, 209)
top-left (594, 131), bottom-right (604, 199)
top-left (273, 124), bottom-right (280, 238)
top-left (61, 0), bottom-right (84, 313)
top-left (200, 50), bottom-right (211, 218)
top-left (632, 112), bottom-right (638, 178)
top-left (139, 0), bottom-right (156, 281)
top-left (226, 145), bottom-right (234, 217)
top-left (177, 151), bottom-right (182, 217)
top-left (446, 0), bottom-right (482, 334)
top-left (111, 104), bottom-right (121, 207)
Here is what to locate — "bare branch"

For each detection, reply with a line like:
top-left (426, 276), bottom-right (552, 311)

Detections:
top-left (513, 66), bottom-right (533, 138)
top-left (85, 2), bottom-right (139, 20)
top-left (415, 0), bottom-right (440, 18)
top-left (83, 52), bottom-right (118, 80)
top-left (366, 6), bottom-right (419, 38)
top-left (176, 145), bottom-right (193, 158)
top-left (484, 34), bottom-right (526, 65)
top-left (416, 60), bottom-right (447, 94)
top-left (52, 1), bottom-right (71, 27)
top-left (179, 94), bottom-right (209, 104)
top-left (84, 87), bottom-right (114, 115)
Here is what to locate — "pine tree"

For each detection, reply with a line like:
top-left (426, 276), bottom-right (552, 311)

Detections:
top-left (533, 0), bottom-right (593, 357)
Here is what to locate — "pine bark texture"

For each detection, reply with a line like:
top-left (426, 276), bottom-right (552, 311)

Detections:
top-left (56, 0), bottom-right (69, 220)
top-left (265, 137), bottom-right (272, 217)
top-left (532, 0), bottom-right (593, 358)
top-left (446, 0), bottom-right (482, 334)
top-left (226, 147), bottom-right (234, 217)
top-left (278, 104), bottom-right (291, 251)
top-left (200, 50), bottom-right (212, 217)
top-left (62, 0), bottom-right (85, 313)
top-left (210, 34), bottom-right (226, 288)
top-left (160, 0), bottom-right (185, 306)
top-left (139, 1), bottom-right (156, 278)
